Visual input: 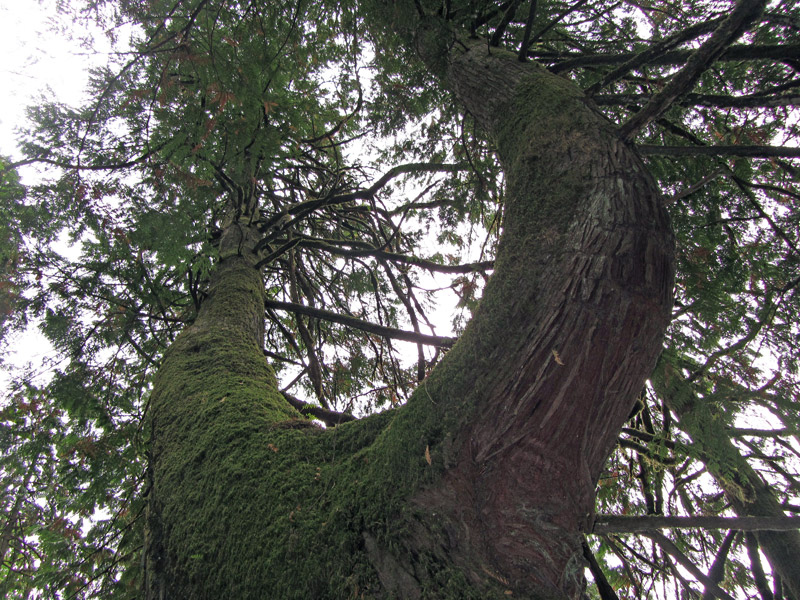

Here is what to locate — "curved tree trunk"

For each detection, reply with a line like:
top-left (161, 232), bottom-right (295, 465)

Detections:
top-left (143, 19), bottom-right (674, 600)
top-left (358, 30), bottom-right (674, 598)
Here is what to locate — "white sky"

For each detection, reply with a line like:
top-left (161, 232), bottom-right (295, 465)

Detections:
top-left (0, 0), bottom-right (95, 376)
top-left (0, 0), bottom-right (92, 159)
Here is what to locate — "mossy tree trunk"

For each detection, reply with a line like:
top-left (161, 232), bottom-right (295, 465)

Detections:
top-left (143, 19), bottom-right (674, 600)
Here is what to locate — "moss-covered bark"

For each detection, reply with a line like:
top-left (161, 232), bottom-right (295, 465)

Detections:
top-left (342, 23), bottom-right (674, 597)
top-left (144, 15), bottom-right (674, 600)
top-left (143, 230), bottom-right (510, 598)
top-left (144, 228), bottom-right (302, 597)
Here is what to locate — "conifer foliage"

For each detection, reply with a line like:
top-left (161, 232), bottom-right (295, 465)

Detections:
top-left (1, 0), bottom-right (799, 598)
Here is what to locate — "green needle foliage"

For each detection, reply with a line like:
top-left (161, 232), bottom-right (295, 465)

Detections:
top-left (0, 0), bottom-right (798, 598)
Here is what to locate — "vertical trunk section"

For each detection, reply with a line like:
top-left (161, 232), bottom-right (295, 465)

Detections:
top-left (144, 222), bottom-right (301, 599)
top-left (359, 28), bottom-right (674, 599)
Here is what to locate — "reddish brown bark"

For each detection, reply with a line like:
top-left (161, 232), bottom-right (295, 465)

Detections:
top-left (144, 15), bottom-right (675, 600)
top-left (359, 27), bottom-right (675, 597)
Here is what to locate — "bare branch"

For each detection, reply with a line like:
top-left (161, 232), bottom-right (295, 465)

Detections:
top-left (745, 533), bottom-right (775, 600)
top-left (582, 539), bottom-right (620, 600)
top-left (264, 299), bottom-right (457, 348)
top-left (638, 144), bottom-right (800, 158)
top-left (593, 515), bottom-right (800, 533)
top-left (586, 17), bottom-right (724, 95)
top-left (294, 236), bottom-right (495, 274)
top-left (595, 92), bottom-right (800, 109)
top-left (619, 0), bottom-right (769, 141)
top-left (548, 44), bottom-right (800, 73)
top-left (517, 0), bottom-right (538, 61)
top-left (641, 530), bottom-right (738, 600)
top-left (280, 391), bottom-right (357, 426)
top-left (702, 530), bottom-right (737, 600)
top-left (489, 0), bottom-right (523, 47)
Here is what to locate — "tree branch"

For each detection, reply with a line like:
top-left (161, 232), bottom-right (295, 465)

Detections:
top-left (637, 144), bottom-right (800, 158)
top-left (728, 171), bottom-right (800, 258)
top-left (620, 427), bottom-right (680, 453)
top-left (526, 0), bottom-right (590, 47)
top-left (4, 148), bottom-right (161, 173)
top-left (288, 251), bottom-right (329, 408)
top-left (280, 391), bottom-right (357, 426)
top-left (618, 437), bottom-right (681, 466)
top-left (294, 236), bottom-right (495, 274)
top-left (489, 0), bottom-right (522, 47)
top-left (595, 91), bottom-right (800, 109)
top-left (258, 163), bottom-right (464, 236)
top-left (618, 0), bottom-right (769, 141)
top-left (582, 539), bottom-right (620, 600)
top-left (517, 0), bottom-right (538, 61)
top-left (593, 515), bottom-right (800, 533)
top-left (548, 44), bottom-right (800, 73)
top-left (745, 533), bottom-right (775, 600)
top-left (729, 427), bottom-right (793, 438)
top-left (663, 167), bottom-right (727, 206)
top-left (264, 299), bottom-right (456, 347)
top-left (702, 530), bottom-right (737, 600)
top-left (600, 535), bottom-right (644, 598)
top-left (586, 17), bottom-right (724, 95)
top-left (641, 530), bottom-right (737, 600)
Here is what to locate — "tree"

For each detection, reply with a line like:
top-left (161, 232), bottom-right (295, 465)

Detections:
top-left (1, 0), bottom-right (799, 598)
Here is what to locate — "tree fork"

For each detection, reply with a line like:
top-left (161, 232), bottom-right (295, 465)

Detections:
top-left (144, 14), bottom-right (674, 600)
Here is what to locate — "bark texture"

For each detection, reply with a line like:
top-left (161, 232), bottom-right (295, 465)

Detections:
top-left (365, 31), bottom-right (674, 598)
top-left (144, 221), bottom-right (303, 598)
top-left (143, 18), bottom-right (674, 600)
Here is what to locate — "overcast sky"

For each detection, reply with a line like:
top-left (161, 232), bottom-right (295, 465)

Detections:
top-left (0, 0), bottom-right (95, 374)
top-left (0, 0), bottom-right (92, 160)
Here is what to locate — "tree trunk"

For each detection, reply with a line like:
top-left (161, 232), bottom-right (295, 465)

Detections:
top-left (143, 22), bottom-right (674, 600)
top-left (143, 219), bottom-right (304, 598)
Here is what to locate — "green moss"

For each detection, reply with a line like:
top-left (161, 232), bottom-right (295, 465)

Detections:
top-left (150, 348), bottom-right (521, 598)
top-left (146, 252), bottom-right (424, 597)
top-left (143, 55), bottom-right (613, 599)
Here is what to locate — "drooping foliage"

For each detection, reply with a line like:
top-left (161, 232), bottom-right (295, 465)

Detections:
top-left (0, 0), bottom-right (798, 597)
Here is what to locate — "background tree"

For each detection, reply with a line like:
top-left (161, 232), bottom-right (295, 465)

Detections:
top-left (0, 0), bottom-right (798, 598)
